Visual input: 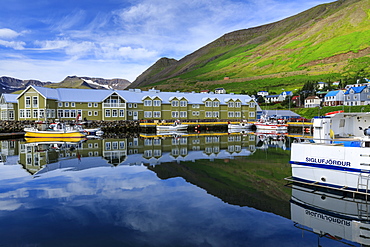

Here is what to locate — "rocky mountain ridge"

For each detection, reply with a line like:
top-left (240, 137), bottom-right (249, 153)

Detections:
top-left (0, 76), bottom-right (131, 94)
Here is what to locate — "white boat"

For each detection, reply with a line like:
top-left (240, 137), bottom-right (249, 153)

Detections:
top-left (254, 115), bottom-right (288, 131)
top-left (288, 111), bottom-right (370, 193)
top-left (156, 121), bottom-right (188, 131)
top-left (228, 122), bottom-right (254, 129)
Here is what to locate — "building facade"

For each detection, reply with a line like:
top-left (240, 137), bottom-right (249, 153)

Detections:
top-left (13, 86), bottom-right (257, 122)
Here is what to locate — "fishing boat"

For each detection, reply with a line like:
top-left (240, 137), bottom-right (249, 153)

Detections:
top-left (156, 120), bottom-right (188, 131)
top-left (286, 111), bottom-right (370, 193)
top-left (228, 121), bottom-right (255, 130)
top-left (24, 122), bottom-right (85, 138)
top-left (254, 114), bottom-right (288, 131)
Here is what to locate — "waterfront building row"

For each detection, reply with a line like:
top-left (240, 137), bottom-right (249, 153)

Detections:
top-left (0, 86), bottom-right (258, 121)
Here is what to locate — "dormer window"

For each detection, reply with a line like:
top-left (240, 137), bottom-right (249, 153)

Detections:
top-left (171, 100), bottom-right (179, 107)
top-left (144, 100), bottom-right (152, 106)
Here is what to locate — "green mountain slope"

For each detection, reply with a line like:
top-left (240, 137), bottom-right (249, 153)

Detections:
top-left (130, 0), bottom-right (370, 93)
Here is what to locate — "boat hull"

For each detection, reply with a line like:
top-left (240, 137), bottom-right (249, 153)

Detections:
top-left (156, 125), bottom-right (188, 131)
top-left (255, 123), bottom-right (287, 131)
top-left (290, 142), bottom-right (370, 191)
top-left (25, 130), bottom-right (85, 138)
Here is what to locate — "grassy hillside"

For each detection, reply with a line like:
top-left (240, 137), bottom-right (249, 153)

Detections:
top-left (132, 0), bottom-right (370, 93)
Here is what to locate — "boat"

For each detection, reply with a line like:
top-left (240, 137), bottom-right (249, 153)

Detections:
top-left (156, 120), bottom-right (188, 131)
top-left (287, 111), bottom-right (370, 193)
top-left (228, 121), bottom-right (254, 130)
top-left (254, 114), bottom-right (288, 131)
top-left (81, 128), bottom-right (104, 138)
top-left (24, 122), bottom-right (85, 138)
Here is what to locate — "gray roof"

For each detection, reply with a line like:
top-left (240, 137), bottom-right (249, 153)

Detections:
top-left (2, 93), bottom-right (18, 103)
top-left (24, 86), bottom-right (255, 105)
top-left (263, 110), bottom-right (300, 117)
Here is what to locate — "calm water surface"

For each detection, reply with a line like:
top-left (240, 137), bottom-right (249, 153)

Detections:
top-left (0, 132), bottom-right (360, 246)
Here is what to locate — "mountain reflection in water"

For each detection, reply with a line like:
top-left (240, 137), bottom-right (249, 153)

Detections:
top-left (0, 132), bottom-right (360, 246)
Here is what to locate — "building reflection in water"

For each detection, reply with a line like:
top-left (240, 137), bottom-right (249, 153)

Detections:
top-left (0, 131), bottom-right (291, 176)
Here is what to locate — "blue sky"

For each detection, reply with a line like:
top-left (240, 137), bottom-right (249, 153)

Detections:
top-left (0, 0), bottom-right (331, 82)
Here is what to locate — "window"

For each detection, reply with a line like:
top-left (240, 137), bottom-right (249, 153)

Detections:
top-left (206, 111), bottom-right (212, 117)
top-left (64, 110), bottom-right (70, 118)
top-left (172, 111), bottom-right (179, 118)
top-left (153, 111), bottom-right (161, 118)
top-left (94, 111), bottom-right (98, 116)
top-left (171, 100), bottom-right (179, 107)
top-left (112, 109), bottom-right (118, 117)
top-left (153, 100), bottom-right (161, 106)
top-left (65, 102), bottom-right (69, 107)
top-left (33, 109), bottom-right (38, 118)
top-left (180, 100), bottom-right (187, 107)
top-left (25, 97), bottom-right (31, 108)
top-left (205, 101), bottom-right (212, 107)
top-left (26, 109), bottom-right (31, 118)
top-left (20, 109), bottom-right (25, 118)
top-left (57, 109), bottom-right (63, 118)
top-left (228, 112), bottom-right (234, 117)
top-left (249, 102), bottom-right (255, 108)
top-left (32, 96), bottom-right (38, 108)
top-left (133, 103), bottom-right (137, 108)
top-left (119, 109), bottom-right (124, 117)
top-left (58, 102), bottom-right (63, 107)
top-left (235, 112), bottom-right (241, 118)
top-left (180, 111), bottom-right (187, 118)
top-left (105, 109), bottom-right (110, 117)
top-left (9, 111), bottom-right (14, 120)
top-left (119, 141), bottom-right (125, 149)
top-left (128, 103), bottom-right (132, 108)
top-left (128, 111), bottom-right (132, 116)
top-left (88, 111), bottom-right (92, 116)
top-left (88, 102), bottom-right (92, 107)
top-left (39, 109), bottom-right (45, 118)
top-left (71, 110), bottom-right (76, 118)
top-left (144, 111), bottom-right (152, 118)
top-left (213, 101), bottom-right (219, 107)
top-left (228, 102), bottom-right (234, 107)
top-left (144, 100), bottom-right (152, 106)
top-left (94, 103), bottom-right (98, 107)
top-left (71, 102), bottom-right (75, 107)
top-left (213, 111), bottom-right (219, 118)
top-left (235, 102), bottom-right (241, 108)
top-left (249, 112), bottom-right (255, 118)
top-left (192, 104), bottom-right (199, 108)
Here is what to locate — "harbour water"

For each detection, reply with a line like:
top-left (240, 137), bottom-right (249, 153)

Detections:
top-left (0, 132), bottom-right (361, 246)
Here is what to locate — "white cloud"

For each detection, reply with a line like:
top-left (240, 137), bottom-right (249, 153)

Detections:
top-left (0, 28), bottom-right (22, 39)
top-left (0, 40), bottom-right (25, 50)
top-left (118, 47), bottom-right (158, 60)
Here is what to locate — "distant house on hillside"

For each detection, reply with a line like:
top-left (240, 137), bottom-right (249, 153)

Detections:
top-left (215, 88), bottom-right (226, 94)
top-left (257, 91), bottom-right (269, 97)
top-left (305, 95), bottom-right (321, 108)
top-left (317, 82), bottom-right (328, 89)
top-left (324, 90), bottom-right (344, 106)
top-left (200, 90), bottom-right (210, 93)
top-left (344, 85), bottom-right (370, 106)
